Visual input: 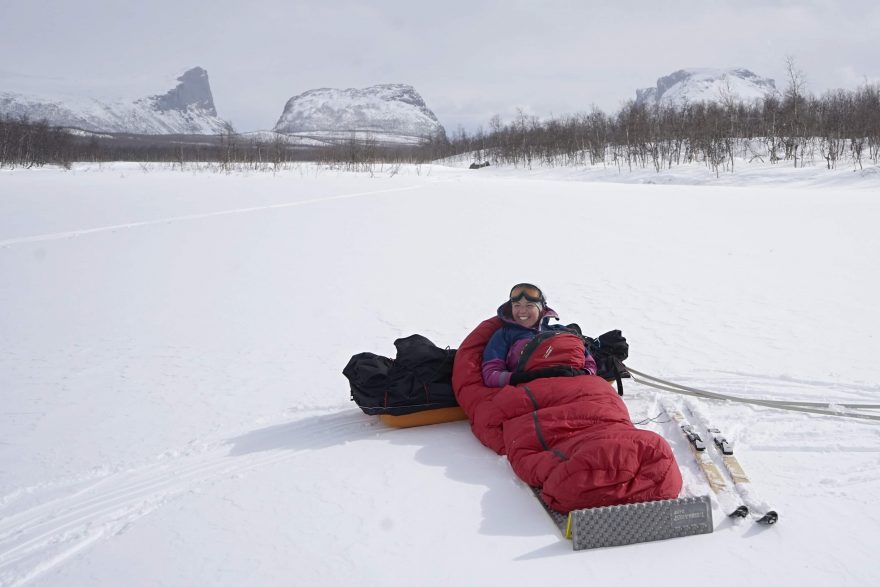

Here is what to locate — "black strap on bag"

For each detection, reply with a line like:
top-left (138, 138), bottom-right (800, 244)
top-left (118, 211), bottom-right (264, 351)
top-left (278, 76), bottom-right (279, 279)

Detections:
top-left (609, 357), bottom-right (626, 396)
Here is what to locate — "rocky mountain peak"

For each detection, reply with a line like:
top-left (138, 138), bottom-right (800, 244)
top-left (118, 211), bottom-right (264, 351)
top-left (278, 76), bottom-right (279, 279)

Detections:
top-left (148, 67), bottom-right (217, 115)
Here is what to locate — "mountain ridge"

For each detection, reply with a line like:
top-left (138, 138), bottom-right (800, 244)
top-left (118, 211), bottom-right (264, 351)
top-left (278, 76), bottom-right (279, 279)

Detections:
top-left (635, 67), bottom-right (778, 107)
top-left (0, 67), bottom-right (230, 135)
top-left (273, 83), bottom-right (446, 143)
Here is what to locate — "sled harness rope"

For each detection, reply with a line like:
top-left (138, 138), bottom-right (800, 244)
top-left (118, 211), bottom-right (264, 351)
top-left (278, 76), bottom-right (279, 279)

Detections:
top-left (627, 366), bottom-right (880, 422)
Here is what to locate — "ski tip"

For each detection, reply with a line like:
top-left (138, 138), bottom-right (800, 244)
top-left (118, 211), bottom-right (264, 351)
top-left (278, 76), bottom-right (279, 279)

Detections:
top-left (757, 511), bottom-right (779, 525)
top-left (729, 505), bottom-right (750, 518)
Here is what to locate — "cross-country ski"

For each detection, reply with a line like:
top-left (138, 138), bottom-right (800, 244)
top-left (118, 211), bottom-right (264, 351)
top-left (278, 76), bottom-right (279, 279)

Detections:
top-left (661, 400), bottom-right (749, 519)
top-left (685, 400), bottom-right (779, 525)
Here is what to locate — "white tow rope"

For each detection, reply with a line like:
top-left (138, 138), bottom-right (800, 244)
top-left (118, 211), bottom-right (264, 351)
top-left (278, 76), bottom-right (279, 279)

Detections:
top-left (627, 366), bottom-right (880, 422)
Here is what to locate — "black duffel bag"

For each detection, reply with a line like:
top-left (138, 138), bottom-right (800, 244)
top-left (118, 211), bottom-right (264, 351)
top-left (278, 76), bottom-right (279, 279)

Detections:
top-left (343, 334), bottom-right (458, 416)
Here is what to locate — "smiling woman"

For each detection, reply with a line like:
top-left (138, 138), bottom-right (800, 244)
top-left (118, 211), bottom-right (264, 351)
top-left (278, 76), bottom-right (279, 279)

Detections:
top-left (480, 283), bottom-right (596, 388)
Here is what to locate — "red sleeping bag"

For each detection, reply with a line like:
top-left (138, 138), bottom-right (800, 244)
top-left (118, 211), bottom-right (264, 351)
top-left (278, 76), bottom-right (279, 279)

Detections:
top-left (452, 317), bottom-right (683, 513)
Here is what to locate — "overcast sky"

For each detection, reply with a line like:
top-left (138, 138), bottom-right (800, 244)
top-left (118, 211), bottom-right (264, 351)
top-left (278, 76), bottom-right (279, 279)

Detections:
top-left (2, 0), bottom-right (878, 133)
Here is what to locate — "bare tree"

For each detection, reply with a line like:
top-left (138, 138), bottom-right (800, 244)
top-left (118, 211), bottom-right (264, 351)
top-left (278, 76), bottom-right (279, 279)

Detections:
top-left (783, 55), bottom-right (808, 167)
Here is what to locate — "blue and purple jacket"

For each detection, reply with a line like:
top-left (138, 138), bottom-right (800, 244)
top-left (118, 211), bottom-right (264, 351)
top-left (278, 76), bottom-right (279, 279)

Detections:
top-left (481, 302), bottom-right (597, 387)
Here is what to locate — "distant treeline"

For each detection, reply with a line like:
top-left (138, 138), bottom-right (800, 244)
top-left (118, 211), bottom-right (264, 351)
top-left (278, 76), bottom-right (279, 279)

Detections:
top-left (3, 83), bottom-right (879, 173)
top-left (0, 117), bottom-right (76, 169)
top-left (0, 117), bottom-right (440, 170)
top-left (444, 83), bottom-right (880, 174)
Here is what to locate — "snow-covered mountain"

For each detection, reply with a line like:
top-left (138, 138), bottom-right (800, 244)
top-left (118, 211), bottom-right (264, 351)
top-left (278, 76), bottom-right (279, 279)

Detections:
top-left (635, 68), bottom-right (778, 107)
top-left (273, 83), bottom-right (446, 144)
top-left (0, 67), bottom-right (231, 135)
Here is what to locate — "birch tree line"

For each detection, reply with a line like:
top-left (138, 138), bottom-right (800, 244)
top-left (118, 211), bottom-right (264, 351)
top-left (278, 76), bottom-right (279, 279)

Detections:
top-left (0, 119), bottom-right (437, 170)
top-left (0, 116), bottom-right (75, 168)
top-left (444, 83), bottom-right (880, 174)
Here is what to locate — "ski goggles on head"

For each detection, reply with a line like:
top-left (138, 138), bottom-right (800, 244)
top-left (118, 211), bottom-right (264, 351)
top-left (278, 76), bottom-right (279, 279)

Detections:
top-left (509, 283), bottom-right (544, 303)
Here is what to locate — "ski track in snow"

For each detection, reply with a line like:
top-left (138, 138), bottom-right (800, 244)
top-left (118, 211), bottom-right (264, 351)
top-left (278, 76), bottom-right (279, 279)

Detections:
top-left (0, 183), bottom-right (426, 248)
top-left (0, 410), bottom-right (381, 586)
top-left (0, 176), bottom-right (439, 583)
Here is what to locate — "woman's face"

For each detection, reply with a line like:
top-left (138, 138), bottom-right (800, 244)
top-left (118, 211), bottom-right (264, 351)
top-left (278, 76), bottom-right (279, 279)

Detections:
top-left (511, 299), bottom-right (541, 328)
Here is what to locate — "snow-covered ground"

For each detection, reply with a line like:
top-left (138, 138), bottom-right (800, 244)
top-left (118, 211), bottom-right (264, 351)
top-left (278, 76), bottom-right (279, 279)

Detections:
top-left (1, 160), bottom-right (879, 586)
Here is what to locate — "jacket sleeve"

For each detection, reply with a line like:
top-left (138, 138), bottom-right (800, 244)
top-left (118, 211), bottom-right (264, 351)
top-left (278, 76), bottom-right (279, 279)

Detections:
top-left (481, 329), bottom-right (512, 387)
top-left (583, 352), bottom-right (597, 376)
top-left (481, 358), bottom-right (511, 387)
